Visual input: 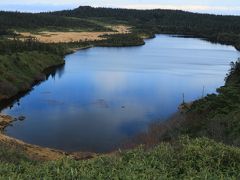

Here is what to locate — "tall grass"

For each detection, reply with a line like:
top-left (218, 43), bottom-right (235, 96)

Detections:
top-left (1, 137), bottom-right (240, 179)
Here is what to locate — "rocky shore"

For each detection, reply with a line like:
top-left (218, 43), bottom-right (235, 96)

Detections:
top-left (0, 114), bottom-right (14, 131)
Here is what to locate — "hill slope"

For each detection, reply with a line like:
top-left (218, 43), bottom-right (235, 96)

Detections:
top-left (1, 137), bottom-right (240, 179)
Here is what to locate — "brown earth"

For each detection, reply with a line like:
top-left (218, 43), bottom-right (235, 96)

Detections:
top-left (19, 25), bottom-right (131, 43)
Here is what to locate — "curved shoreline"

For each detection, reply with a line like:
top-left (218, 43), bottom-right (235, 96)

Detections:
top-left (0, 114), bottom-right (97, 161)
top-left (0, 32), bottom-right (238, 109)
top-left (0, 33), bottom-right (239, 159)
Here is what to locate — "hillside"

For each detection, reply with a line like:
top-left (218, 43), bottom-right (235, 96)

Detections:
top-left (1, 137), bottom-right (240, 179)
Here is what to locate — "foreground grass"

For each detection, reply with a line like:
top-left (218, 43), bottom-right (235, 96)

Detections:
top-left (0, 137), bottom-right (240, 179)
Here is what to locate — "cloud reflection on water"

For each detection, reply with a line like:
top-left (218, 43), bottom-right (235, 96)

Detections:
top-left (3, 35), bottom-right (240, 152)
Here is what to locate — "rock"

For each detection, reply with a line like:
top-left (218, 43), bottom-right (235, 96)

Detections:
top-left (0, 114), bottom-right (14, 131)
top-left (18, 116), bottom-right (26, 121)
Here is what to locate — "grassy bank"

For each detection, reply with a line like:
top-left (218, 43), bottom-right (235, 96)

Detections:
top-left (0, 137), bottom-right (240, 179)
top-left (0, 51), bottom-right (64, 102)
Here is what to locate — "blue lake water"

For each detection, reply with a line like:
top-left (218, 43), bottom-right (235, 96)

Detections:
top-left (2, 35), bottom-right (240, 152)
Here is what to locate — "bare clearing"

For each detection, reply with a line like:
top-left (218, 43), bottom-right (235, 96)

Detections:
top-left (19, 25), bottom-right (131, 43)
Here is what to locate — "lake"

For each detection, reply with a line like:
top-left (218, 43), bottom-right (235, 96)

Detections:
top-left (2, 35), bottom-right (240, 152)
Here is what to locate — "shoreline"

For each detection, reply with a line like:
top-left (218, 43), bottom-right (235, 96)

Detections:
top-left (0, 45), bottom-right (108, 160)
top-left (0, 62), bottom-right (65, 111)
top-left (0, 32), bottom-right (239, 160)
top-left (1, 32), bottom-right (237, 108)
top-left (0, 114), bottom-right (97, 161)
top-left (0, 114), bottom-right (14, 132)
top-left (0, 45), bottom-right (96, 110)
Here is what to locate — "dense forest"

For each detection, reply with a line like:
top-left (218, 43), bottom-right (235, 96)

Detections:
top-left (0, 11), bottom-right (110, 31)
top-left (0, 39), bottom-right (68, 55)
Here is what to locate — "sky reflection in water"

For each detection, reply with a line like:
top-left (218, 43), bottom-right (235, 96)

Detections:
top-left (3, 35), bottom-right (240, 152)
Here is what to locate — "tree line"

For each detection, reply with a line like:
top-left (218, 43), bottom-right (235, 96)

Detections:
top-left (0, 39), bottom-right (68, 56)
top-left (53, 6), bottom-right (240, 49)
top-left (0, 11), bottom-right (108, 31)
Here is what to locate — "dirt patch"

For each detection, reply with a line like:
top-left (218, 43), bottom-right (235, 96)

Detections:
top-left (19, 25), bottom-right (131, 43)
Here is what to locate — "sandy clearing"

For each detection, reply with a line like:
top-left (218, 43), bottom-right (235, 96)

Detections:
top-left (19, 25), bottom-right (131, 43)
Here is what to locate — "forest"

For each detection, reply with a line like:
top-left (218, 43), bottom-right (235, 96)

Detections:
top-left (0, 11), bottom-right (110, 31)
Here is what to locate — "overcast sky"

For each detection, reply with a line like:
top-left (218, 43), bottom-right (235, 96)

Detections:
top-left (1, 0), bottom-right (240, 15)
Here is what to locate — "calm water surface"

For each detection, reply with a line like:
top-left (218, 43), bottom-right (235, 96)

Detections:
top-left (2, 35), bottom-right (240, 152)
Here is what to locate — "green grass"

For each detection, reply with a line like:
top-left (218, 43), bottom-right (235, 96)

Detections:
top-left (0, 137), bottom-right (240, 179)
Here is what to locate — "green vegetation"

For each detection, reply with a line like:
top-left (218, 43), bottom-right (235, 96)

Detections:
top-left (0, 39), bottom-right (68, 55)
top-left (0, 11), bottom-right (111, 32)
top-left (1, 137), bottom-right (240, 179)
top-left (0, 39), bottom-right (70, 102)
top-left (183, 59), bottom-right (240, 146)
top-left (0, 51), bottom-right (64, 100)
top-left (96, 34), bottom-right (145, 47)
